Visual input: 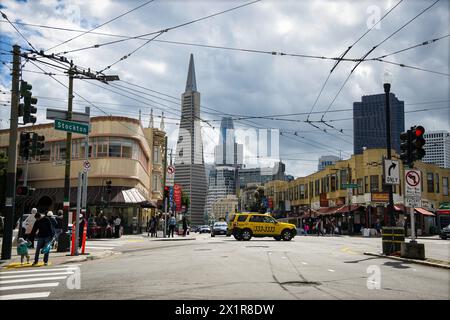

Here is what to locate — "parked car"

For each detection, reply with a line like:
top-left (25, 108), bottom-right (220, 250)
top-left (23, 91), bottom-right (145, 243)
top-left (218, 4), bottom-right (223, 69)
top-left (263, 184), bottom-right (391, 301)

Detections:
top-left (191, 225), bottom-right (200, 233)
top-left (227, 213), bottom-right (296, 241)
top-left (439, 224), bottom-right (450, 239)
top-left (198, 225), bottom-right (211, 233)
top-left (211, 222), bottom-right (228, 237)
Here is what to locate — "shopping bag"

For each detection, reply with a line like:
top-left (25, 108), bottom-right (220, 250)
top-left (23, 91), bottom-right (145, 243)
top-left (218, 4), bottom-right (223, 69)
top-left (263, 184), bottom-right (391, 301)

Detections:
top-left (40, 237), bottom-right (56, 254)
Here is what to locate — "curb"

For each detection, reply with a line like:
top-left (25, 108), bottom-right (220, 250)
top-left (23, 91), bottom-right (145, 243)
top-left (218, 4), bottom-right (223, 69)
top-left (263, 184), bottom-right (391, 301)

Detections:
top-left (363, 252), bottom-right (450, 270)
top-left (62, 250), bottom-right (117, 264)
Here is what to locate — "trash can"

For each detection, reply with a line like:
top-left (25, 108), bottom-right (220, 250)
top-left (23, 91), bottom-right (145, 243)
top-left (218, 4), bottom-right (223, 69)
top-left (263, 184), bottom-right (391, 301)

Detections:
top-left (382, 227), bottom-right (405, 255)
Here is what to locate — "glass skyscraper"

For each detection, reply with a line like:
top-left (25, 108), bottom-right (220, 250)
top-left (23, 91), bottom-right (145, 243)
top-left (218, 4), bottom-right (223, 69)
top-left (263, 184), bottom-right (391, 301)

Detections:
top-left (353, 93), bottom-right (405, 155)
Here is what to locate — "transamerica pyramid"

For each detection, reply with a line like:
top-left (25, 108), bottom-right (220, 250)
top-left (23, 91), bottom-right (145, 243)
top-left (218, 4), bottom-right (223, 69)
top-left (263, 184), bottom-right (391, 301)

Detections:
top-left (174, 54), bottom-right (207, 225)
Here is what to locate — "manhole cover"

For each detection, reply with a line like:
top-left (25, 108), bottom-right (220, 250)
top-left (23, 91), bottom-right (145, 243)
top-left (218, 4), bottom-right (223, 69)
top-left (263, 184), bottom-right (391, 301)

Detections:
top-left (280, 281), bottom-right (320, 287)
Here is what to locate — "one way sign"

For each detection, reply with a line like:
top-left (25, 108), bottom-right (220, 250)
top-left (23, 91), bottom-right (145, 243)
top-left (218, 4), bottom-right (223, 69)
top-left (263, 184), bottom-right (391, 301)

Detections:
top-left (384, 159), bottom-right (400, 185)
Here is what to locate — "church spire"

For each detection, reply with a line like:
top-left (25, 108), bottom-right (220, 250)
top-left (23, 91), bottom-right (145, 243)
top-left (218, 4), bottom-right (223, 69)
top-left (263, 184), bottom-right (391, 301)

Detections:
top-left (148, 108), bottom-right (154, 128)
top-left (160, 111), bottom-right (165, 131)
top-left (185, 54), bottom-right (197, 92)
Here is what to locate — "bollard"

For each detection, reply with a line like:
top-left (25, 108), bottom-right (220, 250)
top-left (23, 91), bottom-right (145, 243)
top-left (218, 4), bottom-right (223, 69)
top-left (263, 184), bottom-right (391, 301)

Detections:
top-left (70, 222), bottom-right (76, 256)
top-left (81, 220), bottom-right (87, 254)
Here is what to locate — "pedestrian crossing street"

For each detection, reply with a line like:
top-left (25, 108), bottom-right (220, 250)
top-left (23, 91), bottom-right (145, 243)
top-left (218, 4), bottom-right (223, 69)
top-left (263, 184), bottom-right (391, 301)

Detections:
top-left (0, 264), bottom-right (80, 300)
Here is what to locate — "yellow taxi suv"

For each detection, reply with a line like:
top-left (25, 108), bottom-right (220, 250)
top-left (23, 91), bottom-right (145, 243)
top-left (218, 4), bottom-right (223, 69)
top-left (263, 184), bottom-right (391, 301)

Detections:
top-left (227, 213), bottom-right (297, 241)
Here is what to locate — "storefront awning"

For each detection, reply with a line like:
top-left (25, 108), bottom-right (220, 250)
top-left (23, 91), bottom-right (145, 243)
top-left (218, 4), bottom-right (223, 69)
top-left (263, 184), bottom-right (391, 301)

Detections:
top-left (334, 204), bottom-right (362, 214)
top-left (112, 188), bottom-right (148, 204)
top-left (415, 207), bottom-right (435, 216)
top-left (394, 204), bottom-right (406, 211)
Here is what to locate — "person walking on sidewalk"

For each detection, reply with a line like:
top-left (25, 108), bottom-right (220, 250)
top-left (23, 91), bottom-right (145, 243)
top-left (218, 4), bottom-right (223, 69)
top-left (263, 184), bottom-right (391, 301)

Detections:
top-left (168, 214), bottom-right (176, 238)
top-left (182, 216), bottom-right (188, 236)
top-left (114, 216), bottom-right (121, 238)
top-left (29, 212), bottom-right (55, 266)
top-left (24, 208), bottom-right (38, 248)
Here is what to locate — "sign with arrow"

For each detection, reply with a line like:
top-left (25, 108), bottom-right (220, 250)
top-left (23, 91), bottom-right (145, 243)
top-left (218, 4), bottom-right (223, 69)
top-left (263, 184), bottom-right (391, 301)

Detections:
top-left (384, 159), bottom-right (399, 185)
top-left (405, 170), bottom-right (421, 207)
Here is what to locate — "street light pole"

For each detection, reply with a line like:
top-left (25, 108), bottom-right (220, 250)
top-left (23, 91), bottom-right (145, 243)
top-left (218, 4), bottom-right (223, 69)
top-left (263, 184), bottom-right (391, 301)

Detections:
top-left (384, 82), bottom-right (395, 227)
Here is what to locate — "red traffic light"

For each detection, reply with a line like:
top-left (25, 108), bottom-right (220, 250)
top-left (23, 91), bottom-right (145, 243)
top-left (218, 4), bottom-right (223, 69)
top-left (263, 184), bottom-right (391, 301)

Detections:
top-left (414, 126), bottom-right (425, 137)
top-left (16, 185), bottom-right (29, 196)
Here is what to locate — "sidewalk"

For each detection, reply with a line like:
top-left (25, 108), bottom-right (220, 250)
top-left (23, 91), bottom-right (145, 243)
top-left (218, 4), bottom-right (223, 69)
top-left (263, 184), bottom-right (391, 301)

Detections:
top-left (0, 243), bottom-right (116, 269)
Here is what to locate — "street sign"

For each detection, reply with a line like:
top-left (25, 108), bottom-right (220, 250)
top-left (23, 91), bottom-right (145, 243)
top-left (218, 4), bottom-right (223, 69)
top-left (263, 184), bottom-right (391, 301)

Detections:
top-left (55, 119), bottom-right (89, 135)
top-left (384, 159), bottom-right (400, 185)
top-left (167, 165), bottom-right (175, 174)
top-left (371, 192), bottom-right (389, 202)
top-left (83, 160), bottom-right (91, 172)
top-left (47, 108), bottom-right (90, 123)
top-left (342, 183), bottom-right (359, 189)
top-left (405, 169), bottom-right (421, 207)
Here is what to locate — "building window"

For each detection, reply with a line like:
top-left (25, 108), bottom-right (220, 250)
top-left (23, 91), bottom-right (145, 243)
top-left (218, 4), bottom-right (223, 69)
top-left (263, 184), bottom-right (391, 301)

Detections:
top-left (443, 177), bottom-right (449, 196)
top-left (152, 174), bottom-right (159, 192)
top-left (122, 140), bottom-right (133, 159)
top-left (364, 176), bottom-right (369, 193)
top-left (108, 138), bottom-right (122, 157)
top-left (97, 138), bottom-right (108, 157)
top-left (427, 173), bottom-right (434, 193)
top-left (315, 180), bottom-right (320, 196)
top-left (370, 175), bottom-right (379, 192)
top-left (435, 174), bottom-right (439, 193)
top-left (330, 175), bottom-right (336, 192)
top-left (340, 170), bottom-right (347, 189)
top-left (357, 178), bottom-right (363, 195)
top-left (153, 146), bottom-right (160, 164)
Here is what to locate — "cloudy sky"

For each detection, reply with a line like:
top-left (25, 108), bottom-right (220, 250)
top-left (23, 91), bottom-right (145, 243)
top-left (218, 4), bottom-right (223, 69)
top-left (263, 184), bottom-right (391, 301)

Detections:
top-left (0, 0), bottom-right (448, 177)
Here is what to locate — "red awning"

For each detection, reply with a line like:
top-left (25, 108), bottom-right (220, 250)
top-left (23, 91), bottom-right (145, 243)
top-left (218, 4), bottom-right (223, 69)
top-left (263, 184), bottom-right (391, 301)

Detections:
top-left (394, 204), bottom-right (406, 211)
top-left (335, 204), bottom-right (362, 214)
top-left (415, 207), bottom-right (435, 216)
top-left (436, 210), bottom-right (450, 215)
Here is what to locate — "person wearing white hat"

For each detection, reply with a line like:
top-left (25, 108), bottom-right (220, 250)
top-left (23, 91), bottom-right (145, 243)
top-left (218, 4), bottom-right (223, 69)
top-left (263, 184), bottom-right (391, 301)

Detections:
top-left (47, 210), bottom-right (58, 232)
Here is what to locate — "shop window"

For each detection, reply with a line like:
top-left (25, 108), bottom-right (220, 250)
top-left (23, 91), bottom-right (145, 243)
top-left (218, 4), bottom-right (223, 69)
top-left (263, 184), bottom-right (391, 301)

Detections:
top-left (443, 177), bottom-right (449, 196)
top-left (427, 173), bottom-right (434, 193)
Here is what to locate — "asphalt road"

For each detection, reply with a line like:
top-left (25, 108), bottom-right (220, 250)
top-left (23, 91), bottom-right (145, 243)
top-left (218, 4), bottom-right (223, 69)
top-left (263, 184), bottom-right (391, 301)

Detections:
top-left (40, 233), bottom-right (449, 300)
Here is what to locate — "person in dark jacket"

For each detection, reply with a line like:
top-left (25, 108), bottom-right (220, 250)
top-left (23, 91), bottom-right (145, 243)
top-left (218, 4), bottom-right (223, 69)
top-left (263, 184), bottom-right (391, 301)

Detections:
top-left (182, 216), bottom-right (188, 236)
top-left (30, 213), bottom-right (55, 266)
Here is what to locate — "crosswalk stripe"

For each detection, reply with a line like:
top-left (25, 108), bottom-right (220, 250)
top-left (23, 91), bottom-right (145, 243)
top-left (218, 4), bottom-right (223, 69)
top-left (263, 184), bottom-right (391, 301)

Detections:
top-left (0, 291), bottom-right (51, 300)
top-left (85, 246), bottom-right (115, 250)
top-left (1, 271), bottom-right (74, 279)
top-left (0, 282), bottom-right (59, 291)
top-left (0, 267), bottom-right (78, 275)
top-left (0, 276), bottom-right (68, 284)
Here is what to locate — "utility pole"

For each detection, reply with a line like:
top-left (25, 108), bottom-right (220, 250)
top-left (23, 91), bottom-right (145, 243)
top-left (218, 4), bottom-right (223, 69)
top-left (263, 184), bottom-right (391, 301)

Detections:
top-left (162, 135), bottom-right (168, 237)
top-left (81, 107), bottom-right (90, 225)
top-left (58, 62), bottom-right (74, 252)
top-left (384, 81), bottom-right (395, 227)
top-left (1, 45), bottom-right (21, 260)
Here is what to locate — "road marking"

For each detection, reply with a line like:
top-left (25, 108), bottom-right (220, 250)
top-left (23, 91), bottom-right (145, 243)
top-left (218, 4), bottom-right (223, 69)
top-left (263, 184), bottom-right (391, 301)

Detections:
top-left (0, 291), bottom-right (51, 300)
top-left (1, 271), bottom-right (74, 279)
top-left (0, 267), bottom-right (78, 275)
top-left (0, 282), bottom-right (59, 291)
top-left (0, 276), bottom-right (68, 284)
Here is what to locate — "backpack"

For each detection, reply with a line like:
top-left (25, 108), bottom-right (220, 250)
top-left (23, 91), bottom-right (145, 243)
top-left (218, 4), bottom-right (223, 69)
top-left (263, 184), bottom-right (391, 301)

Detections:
top-left (17, 243), bottom-right (28, 255)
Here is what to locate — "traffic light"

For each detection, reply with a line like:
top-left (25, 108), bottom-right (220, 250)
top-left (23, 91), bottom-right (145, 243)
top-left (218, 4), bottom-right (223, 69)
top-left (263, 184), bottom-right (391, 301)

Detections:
top-left (164, 186), bottom-right (169, 199)
top-left (399, 129), bottom-right (412, 167)
top-left (19, 132), bottom-right (32, 160)
top-left (411, 125), bottom-right (426, 162)
top-left (16, 185), bottom-right (35, 196)
top-left (105, 180), bottom-right (112, 194)
top-left (20, 80), bottom-right (37, 125)
top-left (31, 133), bottom-right (45, 157)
